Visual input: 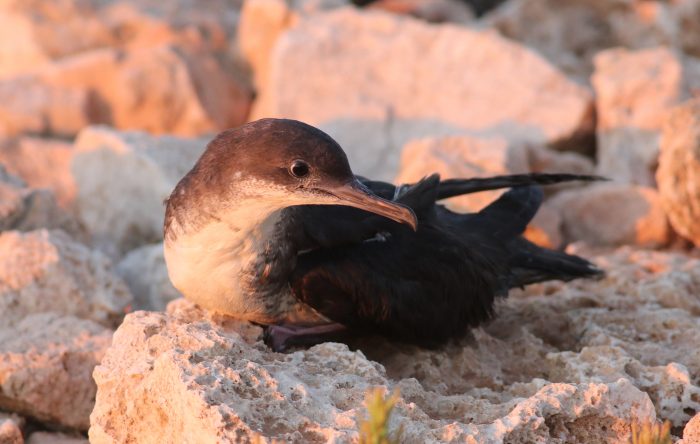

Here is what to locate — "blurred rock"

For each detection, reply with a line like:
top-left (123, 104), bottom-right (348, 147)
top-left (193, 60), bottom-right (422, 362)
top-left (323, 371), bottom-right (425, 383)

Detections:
top-left (72, 126), bottom-right (206, 257)
top-left (0, 229), bottom-right (132, 329)
top-left (0, 313), bottom-right (112, 431)
top-left (0, 76), bottom-right (91, 138)
top-left (0, 137), bottom-right (76, 208)
top-left (40, 45), bottom-right (250, 136)
top-left (90, 299), bottom-right (656, 443)
top-left (116, 243), bottom-right (180, 311)
top-left (549, 183), bottom-right (670, 247)
top-left (657, 98), bottom-right (700, 247)
top-left (396, 135), bottom-right (529, 212)
top-left (0, 413), bottom-right (24, 444)
top-left (27, 432), bottom-right (89, 444)
top-left (0, 166), bottom-right (83, 236)
top-left (682, 413), bottom-right (700, 444)
top-left (258, 7), bottom-right (593, 179)
top-left (365, 0), bottom-right (474, 24)
top-left (592, 47), bottom-right (688, 186)
top-left (524, 204), bottom-right (562, 249)
top-left (485, 0), bottom-right (682, 81)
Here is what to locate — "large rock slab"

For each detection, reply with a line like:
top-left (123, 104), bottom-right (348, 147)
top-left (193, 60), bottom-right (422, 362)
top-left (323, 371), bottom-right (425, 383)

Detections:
top-left (90, 299), bottom-right (657, 443)
top-left (0, 229), bottom-right (132, 329)
top-left (0, 313), bottom-right (112, 431)
top-left (657, 98), bottom-right (700, 247)
top-left (548, 183), bottom-right (670, 247)
top-left (71, 126), bottom-right (207, 257)
top-left (257, 7), bottom-right (593, 179)
top-left (592, 47), bottom-right (689, 186)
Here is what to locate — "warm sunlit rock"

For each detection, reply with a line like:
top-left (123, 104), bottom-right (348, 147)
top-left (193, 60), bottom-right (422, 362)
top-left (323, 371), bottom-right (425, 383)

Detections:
top-left (592, 47), bottom-right (689, 186)
top-left (657, 97), bottom-right (700, 247)
top-left (548, 183), bottom-right (670, 247)
top-left (71, 126), bottom-right (206, 257)
top-left (256, 7), bottom-right (593, 179)
top-left (0, 413), bottom-right (23, 444)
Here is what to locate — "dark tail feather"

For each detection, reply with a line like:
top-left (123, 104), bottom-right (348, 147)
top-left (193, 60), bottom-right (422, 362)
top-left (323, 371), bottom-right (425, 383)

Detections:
top-left (437, 173), bottom-right (607, 201)
top-left (475, 186), bottom-right (544, 239)
top-left (508, 240), bottom-right (604, 287)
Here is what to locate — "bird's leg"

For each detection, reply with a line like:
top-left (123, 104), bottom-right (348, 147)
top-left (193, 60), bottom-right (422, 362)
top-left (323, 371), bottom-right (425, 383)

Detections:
top-left (263, 323), bottom-right (348, 352)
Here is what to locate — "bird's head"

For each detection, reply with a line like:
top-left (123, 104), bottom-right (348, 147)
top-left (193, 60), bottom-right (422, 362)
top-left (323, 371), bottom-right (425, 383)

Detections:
top-left (180, 118), bottom-right (417, 229)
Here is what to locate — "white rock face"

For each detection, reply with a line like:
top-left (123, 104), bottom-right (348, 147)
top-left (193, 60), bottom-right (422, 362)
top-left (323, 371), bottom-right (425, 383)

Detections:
top-left (549, 183), bottom-right (670, 247)
top-left (72, 126), bottom-right (207, 257)
top-left (91, 244), bottom-right (700, 444)
top-left (257, 7), bottom-right (593, 179)
top-left (0, 229), bottom-right (131, 328)
top-left (656, 97), bottom-right (700, 247)
top-left (592, 47), bottom-right (689, 186)
top-left (117, 243), bottom-right (181, 311)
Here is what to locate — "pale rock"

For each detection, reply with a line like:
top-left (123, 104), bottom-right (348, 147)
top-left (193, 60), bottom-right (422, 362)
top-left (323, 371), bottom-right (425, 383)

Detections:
top-left (365, 0), bottom-right (474, 24)
top-left (549, 183), bottom-right (670, 247)
top-left (40, 45), bottom-right (250, 136)
top-left (656, 98), bottom-right (700, 247)
top-left (90, 300), bottom-right (656, 443)
top-left (681, 413), bottom-right (700, 444)
top-left (258, 8), bottom-right (593, 179)
top-left (396, 135), bottom-right (529, 212)
top-left (0, 412), bottom-right (24, 444)
top-left (0, 313), bottom-right (112, 431)
top-left (71, 126), bottom-right (206, 256)
top-left (0, 229), bottom-right (132, 329)
top-left (592, 47), bottom-right (688, 186)
top-left (0, 76), bottom-right (91, 138)
top-left (523, 204), bottom-right (562, 249)
top-left (238, 0), bottom-right (348, 94)
top-left (526, 145), bottom-right (595, 177)
top-left (116, 243), bottom-right (181, 311)
top-left (485, 0), bottom-right (682, 81)
top-left (0, 166), bottom-right (82, 236)
top-left (0, 137), bottom-right (76, 208)
top-left (26, 432), bottom-right (89, 444)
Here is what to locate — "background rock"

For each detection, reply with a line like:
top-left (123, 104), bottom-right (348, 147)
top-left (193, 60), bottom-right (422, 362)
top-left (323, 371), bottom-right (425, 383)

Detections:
top-left (549, 183), bottom-right (670, 247)
top-left (116, 243), bottom-right (180, 311)
top-left (592, 47), bottom-right (689, 186)
top-left (257, 7), bottom-right (593, 179)
top-left (71, 126), bottom-right (206, 257)
top-left (0, 412), bottom-right (24, 444)
top-left (657, 97), bottom-right (700, 247)
top-left (26, 432), bottom-right (89, 444)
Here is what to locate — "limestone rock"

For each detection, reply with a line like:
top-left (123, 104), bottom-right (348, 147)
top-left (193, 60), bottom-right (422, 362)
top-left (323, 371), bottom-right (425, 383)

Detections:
top-left (26, 432), bottom-right (89, 444)
top-left (116, 243), bottom-right (181, 311)
top-left (0, 313), bottom-right (112, 431)
top-left (90, 299), bottom-right (657, 443)
top-left (0, 229), bottom-right (132, 329)
top-left (396, 135), bottom-right (529, 212)
top-left (0, 413), bottom-right (24, 444)
top-left (485, 0), bottom-right (682, 81)
top-left (0, 166), bottom-right (82, 236)
top-left (682, 413), bottom-right (700, 444)
top-left (0, 137), bottom-right (76, 208)
top-left (592, 47), bottom-right (688, 186)
top-left (258, 7), bottom-right (593, 179)
top-left (549, 183), bottom-right (670, 247)
top-left (71, 126), bottom-right (207, 257)
top-left (657, 98), bottom-right (700, 247)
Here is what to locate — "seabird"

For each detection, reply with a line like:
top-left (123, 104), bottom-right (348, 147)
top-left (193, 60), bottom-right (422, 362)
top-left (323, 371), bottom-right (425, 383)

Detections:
top-left (163, 118), bottom-right (603, 351)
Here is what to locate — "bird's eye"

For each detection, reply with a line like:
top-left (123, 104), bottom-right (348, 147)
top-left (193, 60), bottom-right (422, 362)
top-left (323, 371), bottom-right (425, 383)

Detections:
top-left (289, 160), bottom-right (310, 178)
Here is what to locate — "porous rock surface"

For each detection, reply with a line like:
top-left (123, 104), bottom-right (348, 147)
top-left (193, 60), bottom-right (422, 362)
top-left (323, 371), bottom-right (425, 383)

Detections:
top-left (91, 245), bottom-right (700, 443)
top-left (657, 97), bottom-right (700, 247)
top-left (257, 7), bottom-right (593, 179)
top-left (71, 126), bottom-right (206, 257)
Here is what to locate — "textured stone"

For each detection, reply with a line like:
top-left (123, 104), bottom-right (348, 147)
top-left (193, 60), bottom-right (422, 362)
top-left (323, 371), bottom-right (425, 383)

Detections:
top-left (117, 243), bottom-right (181, 311)
top-left (657, 98), bottom-right (700, 247)
top-left (0, 137), bottom-right (76, 208)
top-left (681, 413), bottom-right (700, 444)
top-left (0, 313), bottom-right (112, 431)
top-left (0, 229), bottom-right (132, 329)
top-left (0, 412), bottom-right (23, 444)
top-left (72, 126), bottom-right (206, 257)
top-left (549, 183), bottom-right (670, 247)
top-left (90, 298), bottom-right (658, 443)
top-left (258, 7), bottom-right (593, 179)
top-left (592, 47), bottom-right (688, 186)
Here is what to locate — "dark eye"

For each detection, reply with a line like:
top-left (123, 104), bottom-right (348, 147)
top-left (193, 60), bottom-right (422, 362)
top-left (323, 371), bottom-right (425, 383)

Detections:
top-left (289, 160), bottom-right (310, 178)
